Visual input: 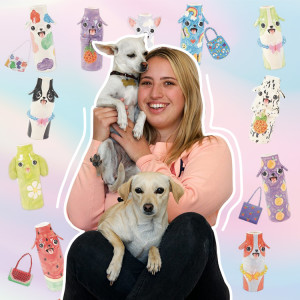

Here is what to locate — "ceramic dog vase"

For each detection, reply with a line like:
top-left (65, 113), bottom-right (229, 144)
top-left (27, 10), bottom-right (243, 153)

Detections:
top-left (32, 222), bottom-right (64, 291)
top-left (78, 8), bottom-right (107, 71)
top-left (257, 154), bottom-right (290, 222)
top-left (27, 77), bottom-right (58, 140)
top-left (129, 14), bottom-right (161, 48)
top-left (254, 6), bottom-right (286, 70)
top-left (9, 144), bottom-right (48, 210)
top-left (178, 4), bottom-right (208, 64)
top-left (239, 232), bottom-right (270, 292)
top-left (250, 75), bottom-right (284, 143)
top-left (28, 5), bottom-right (56, 72)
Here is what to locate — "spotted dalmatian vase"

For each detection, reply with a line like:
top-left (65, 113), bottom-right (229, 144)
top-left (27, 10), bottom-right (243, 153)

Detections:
top-left (27, 5), bottom-right (56, 72)
top-left (178, 4), bottom-right (208, 64)
top-left (257, 154), bottom-right (290, 222)
top-left (32, 222), bottom-right (64, 291)
top-left (8, 144), bottom-right (48, 210)
top-left (250, 75), bottom-right (284, 144)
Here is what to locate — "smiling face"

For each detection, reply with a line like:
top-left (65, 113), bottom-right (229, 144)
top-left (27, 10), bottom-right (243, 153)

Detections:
top-left (138, 57), bottom-right (185, 141)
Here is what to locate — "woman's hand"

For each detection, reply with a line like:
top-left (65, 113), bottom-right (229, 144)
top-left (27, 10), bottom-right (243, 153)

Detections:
top-left (93, 103), bottom-right (128, 142)
top-left (110, 119), bottom-right (151, 162)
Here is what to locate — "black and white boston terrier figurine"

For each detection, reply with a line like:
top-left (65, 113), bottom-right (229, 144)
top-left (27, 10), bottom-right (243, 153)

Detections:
top-left (27, 77), bottom-right (59, 140)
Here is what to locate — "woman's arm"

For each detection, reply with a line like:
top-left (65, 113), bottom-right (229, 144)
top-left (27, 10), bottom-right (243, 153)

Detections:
top-left (66, 139), bottom-right (107, 231)
top-left (136, 137), bottom-right (233, 226)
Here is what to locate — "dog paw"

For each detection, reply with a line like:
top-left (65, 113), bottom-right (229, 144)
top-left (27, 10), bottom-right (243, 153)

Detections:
top-left (117, 114), bottom-right (128, 130)
top-left (147, 247), bottom-right (161, 275)
top-left (133, 125), bottom-right (143, 140)
top-left (106, 262), bottom-right (121, 285)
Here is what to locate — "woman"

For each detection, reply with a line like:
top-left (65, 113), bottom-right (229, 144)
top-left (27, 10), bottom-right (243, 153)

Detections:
top-left (64, 47), bottom-right (232, 300)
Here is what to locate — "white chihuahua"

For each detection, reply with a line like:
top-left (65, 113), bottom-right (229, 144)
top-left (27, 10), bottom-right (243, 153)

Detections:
top-left (91, 36), bottom-right (148, 192)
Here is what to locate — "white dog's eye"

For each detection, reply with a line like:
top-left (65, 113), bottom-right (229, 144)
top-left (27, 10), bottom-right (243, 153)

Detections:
top-left (135, 188), bottom-right (143, 194)
top-left (31, 26), bottom-right (35, 31)
top-left (143, 51), bottom-right (148, 56)
top-left (276, 21), bottom-right (280, 26)
top-left (155, 187), bottom-right (164, 194)
top-left (246, 246), bottom-right (252, 252)
top-left (127, 53), bottom-right (136, 58)
top-left (261, 23), bottom-right (265, 28)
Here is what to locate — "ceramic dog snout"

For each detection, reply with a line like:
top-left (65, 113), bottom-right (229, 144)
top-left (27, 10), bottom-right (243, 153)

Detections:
top-left (257, 154), bottom-right (290, 222)
top-left (27, 5), bottom-right (56, 72)
top-left (178, 4), bottom-right (208, 65)
top-left (239, 232), bottom-right (270, 292)
top-left (249, 75), bottom-right (284, 144)
top-left (255, 6), bottom-right (286, 70)
top-left (9, 144), bottom-right (48, 210)
top-left (78, 8), bottom-right (107, 71)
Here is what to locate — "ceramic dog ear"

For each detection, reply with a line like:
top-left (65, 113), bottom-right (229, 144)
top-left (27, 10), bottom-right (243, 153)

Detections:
top-left (79, 8), bottom-right (107, 71)
top-left (169, 179), bottom-right (184, 203)
top-left (255, 6), bottom-right (286, 70)
top-left (257, 154), bottom-right (290, 222)
top-left (8, 144), bottom-right (48, 210)
top-left (28, 5), bottom-right (56, 72)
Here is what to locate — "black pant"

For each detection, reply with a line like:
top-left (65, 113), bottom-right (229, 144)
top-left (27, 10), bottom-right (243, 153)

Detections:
top-left (63, 213), bottom-right (230, 300)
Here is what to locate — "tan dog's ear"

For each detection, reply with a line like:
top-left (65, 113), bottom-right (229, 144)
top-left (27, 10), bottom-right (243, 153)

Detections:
top-left (169, 178), bottom-right (184, 204)
top-left (118, 176), bottom-right (134, 202)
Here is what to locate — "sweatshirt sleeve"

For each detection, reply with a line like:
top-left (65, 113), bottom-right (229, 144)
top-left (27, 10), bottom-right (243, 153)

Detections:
top-left (136, 137), bottom-right (233, 226)
top-left (66, 140), bottom-right (106, 231)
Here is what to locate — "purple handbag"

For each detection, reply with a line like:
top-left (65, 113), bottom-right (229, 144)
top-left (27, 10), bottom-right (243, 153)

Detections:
top-left (239, 187), bottom-right (262, 224)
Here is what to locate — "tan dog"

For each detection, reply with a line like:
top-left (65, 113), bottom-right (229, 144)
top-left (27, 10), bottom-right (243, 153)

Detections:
top-left (97, 172), bottom-right (184, 285)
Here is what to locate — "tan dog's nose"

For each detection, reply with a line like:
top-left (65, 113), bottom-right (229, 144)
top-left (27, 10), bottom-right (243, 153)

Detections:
top-left (143, 203), bottom-right (153, 213)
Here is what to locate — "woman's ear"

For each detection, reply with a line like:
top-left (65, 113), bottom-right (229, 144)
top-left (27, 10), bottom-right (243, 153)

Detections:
top-left (38, 155), bottom-right (48, 176)
top-left (9, 157), bottom-right (17, 180)
top-left (169, 178), bottom-right (184, 203)
top-left (118, 176), bottom-right (134, 202)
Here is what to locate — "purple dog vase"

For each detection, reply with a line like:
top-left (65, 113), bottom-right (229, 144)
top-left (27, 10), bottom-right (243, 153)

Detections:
top-left (78, 8), bottom-right (107, 71)
top-left (257, 154), bottom-right (291, 222)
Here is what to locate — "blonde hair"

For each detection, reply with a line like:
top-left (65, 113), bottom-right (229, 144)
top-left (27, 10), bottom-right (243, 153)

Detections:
top-left (142, 47), bottom-right (207, 165)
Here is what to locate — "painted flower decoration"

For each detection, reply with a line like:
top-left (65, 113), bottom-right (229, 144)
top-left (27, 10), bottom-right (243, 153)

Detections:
top-left (27, 181), bottom-right (42, 199)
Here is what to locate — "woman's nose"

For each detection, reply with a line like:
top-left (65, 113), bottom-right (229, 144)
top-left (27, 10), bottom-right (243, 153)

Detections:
top-left (150, 84), bottom-right (163, 99)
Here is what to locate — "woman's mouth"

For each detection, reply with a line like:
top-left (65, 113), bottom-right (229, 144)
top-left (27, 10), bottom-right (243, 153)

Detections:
top-left (147, 103), bottom-right (169, 113)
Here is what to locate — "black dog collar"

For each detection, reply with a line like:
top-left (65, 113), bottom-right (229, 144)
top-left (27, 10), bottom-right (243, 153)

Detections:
top-left (110, 71), bottom-right (138, 81)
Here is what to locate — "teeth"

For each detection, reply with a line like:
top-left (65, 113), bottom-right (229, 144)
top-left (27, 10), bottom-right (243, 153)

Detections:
top-left (149, 103), bottom-right (167, 109)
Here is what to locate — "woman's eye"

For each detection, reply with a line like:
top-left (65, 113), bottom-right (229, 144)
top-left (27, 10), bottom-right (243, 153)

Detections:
top-left (164, 81), bottom-right (175, 86)
top-left (140, 81), bottom-right (151, 86)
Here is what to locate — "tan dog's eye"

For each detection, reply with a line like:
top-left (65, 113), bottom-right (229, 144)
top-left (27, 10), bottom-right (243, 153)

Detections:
top-left (135, 188), bottom-right (143, 194)
top-left (155, 187), bottom-right (164, 194)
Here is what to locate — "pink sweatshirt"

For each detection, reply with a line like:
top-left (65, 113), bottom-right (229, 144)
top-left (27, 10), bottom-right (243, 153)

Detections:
top-left (67, 136), bottom-right (232, 231)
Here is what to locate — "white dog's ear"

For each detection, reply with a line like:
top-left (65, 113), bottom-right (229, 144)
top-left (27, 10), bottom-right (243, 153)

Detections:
top-left (118, 176), bottom-right (134, 202)
top-left (92, 41), bottom-right (118, 55)
top-left (169, 178), bottom-right (184, 203)
top-left (129, 17), bottom-right (136, 27)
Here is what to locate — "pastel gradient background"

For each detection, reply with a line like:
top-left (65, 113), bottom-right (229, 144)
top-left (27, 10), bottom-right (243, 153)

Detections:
top-left (0, 0), bottom-right (299, 299)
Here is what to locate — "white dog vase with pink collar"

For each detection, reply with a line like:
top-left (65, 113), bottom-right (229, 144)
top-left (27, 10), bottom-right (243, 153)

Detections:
top-left (27, 5), bottom-right (56, 72)
top-left (257, 154), bottom-right (290, 222)
top-left (255, 6), bottom-right (286, 70)
top-left (27, 77), bottom-right (58, 140)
